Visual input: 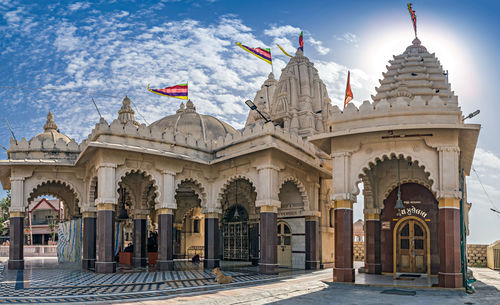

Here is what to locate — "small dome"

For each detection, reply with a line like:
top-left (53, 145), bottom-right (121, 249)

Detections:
top-left (31, 112), bottom-right (72, 143)
top-left (150, 100), bottom-right (237, 141)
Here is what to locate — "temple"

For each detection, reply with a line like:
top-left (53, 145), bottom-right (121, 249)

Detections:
top-left (0, 37), bottom-right (479, 288)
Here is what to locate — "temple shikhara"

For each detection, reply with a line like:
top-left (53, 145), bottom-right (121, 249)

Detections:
top-left (0, 38), bottom-right (480, 288)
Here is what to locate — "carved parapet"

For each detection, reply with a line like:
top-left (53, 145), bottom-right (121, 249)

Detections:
top-left (330, 94), bottom-right (462, 132)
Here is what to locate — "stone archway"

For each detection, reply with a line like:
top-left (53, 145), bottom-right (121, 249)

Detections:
top-left (219, 177), bottom-right (258, 265)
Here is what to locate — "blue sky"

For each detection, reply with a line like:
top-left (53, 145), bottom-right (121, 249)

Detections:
top-left (0, 0), bottom-right (499, 243)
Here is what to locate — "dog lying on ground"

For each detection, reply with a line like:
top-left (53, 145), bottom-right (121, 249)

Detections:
top-left (211, 267), bottom-right (233, 284)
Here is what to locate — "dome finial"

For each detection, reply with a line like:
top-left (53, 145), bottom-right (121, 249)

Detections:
top-left (412, 37), bottom-right (421, 45)
top-left (43, 111), bottom-right (58, 131)
top-left (118, 95), bottom-right (138, 125)
top-left (185, 99), bottom-right (196, 112)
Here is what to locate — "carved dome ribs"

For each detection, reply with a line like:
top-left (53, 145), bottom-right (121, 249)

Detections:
top-left (150, 100), bottom-right (237, 141)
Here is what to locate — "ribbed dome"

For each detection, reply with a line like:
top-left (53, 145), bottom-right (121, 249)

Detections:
top-left (150, 100), bottom-right (238, 141)
top-left (31, 112), bottom-right (72, 143)
top-left (372, 38), bottom-right (452, 103)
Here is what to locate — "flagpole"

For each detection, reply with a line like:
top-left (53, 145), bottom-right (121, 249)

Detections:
top-left (271, 49), bottom-right (274, 75)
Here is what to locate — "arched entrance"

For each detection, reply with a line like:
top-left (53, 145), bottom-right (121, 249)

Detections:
top-left (394, 217), bottom-right (429, 273)
top-left (222, 204), bottom-right (249, 260)
top-left (277, 221), bottom-right (292, 267)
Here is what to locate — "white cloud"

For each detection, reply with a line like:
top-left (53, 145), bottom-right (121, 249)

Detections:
top-left (307, 37), bottom-right (330, 55)
top-left (264, 25), bottom-right (301, 37)
top-left (335, 32), bottom-right (358, 47)
top-left (68, 2), bottom-right (91, 12)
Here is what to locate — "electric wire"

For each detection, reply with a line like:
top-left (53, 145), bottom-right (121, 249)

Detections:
top-left (472, 167), bottom-right (500, 217)
top-left (0, 85), bottom-right (151, 125)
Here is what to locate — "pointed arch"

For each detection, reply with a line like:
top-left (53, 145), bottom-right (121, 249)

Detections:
top-left (279, 176), bottom-right (309, 209)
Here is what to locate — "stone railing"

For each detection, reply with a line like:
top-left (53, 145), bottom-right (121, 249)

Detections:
top-left (0, 245), bottom-right (57, 257)
top-left (80, 119), bottom-right (319, 159)
top-left (353, 241), bottom-right (365, 261)
top-left (467, 244), bottom-right (488, 267)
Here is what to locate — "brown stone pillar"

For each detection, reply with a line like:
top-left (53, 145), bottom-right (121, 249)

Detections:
top-left (95, 204), bottom-right (116, 273)
top-left (333, 200), bottom-right (354, 282)
top-left (157, 208), bottom-right (174, 270)
top-left (8, 212), bottom-right (24, 270)
top-left (305, 216), bottom-right (320, 270)
top-left (365, 213), bottom-right (381, 274)
top-left (249, 222), bottom-right (260, 266)
top-left (133, 215), bottom-right (148, 267)
top-left (204, 212), bottom-right (220, 269)
top-left (82, 212), bottom-right (97, 270)
top-left (259, 206), bottom-right (278, 274)
top-left (438, 198), bottom-right (462, 288)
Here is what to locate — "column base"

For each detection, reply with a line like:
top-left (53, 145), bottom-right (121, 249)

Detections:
top-left (8, 259), bottom-right (24, 270)
top-left (306, 260), bottom-right (320, 270)
top-left (365, 263), bottom-right (382, 274)
top-left (203, 258), bottom-right (220, 269)
top-left (82, 259), bottom-right (96, 270)
top-left (259, 263), bottom-right (278, 275)
top-left (438, 272), bottom-right (462, 288)
top-left (95, 261), bottom-right (116, 273)
top-left (334, 267), bottom-right (355, 282)
top-left (133, 257), bottom-right (148, 268)
top-left (157, 260), bottom-right (174, 271)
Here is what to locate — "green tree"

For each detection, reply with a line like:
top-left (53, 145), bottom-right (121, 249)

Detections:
top-left (0, 191), bottom-right (11, 235)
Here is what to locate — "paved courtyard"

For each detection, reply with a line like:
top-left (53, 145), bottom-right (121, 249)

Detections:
top-left (0, 258), bottom-right (499, 304)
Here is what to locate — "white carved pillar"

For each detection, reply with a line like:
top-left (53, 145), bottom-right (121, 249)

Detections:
top-left (157, 170), bottom-right (177, 270)
top-left (255, 165), bottom-right (280, 275)
top-left (95, 163), bottom-right (117, 273)
top-left (436, 146), bottom-right (462, 288)
top-left (8, 177), bottom-right (25, 270)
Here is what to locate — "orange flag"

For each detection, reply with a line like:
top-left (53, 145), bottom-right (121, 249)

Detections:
top-left (344, 70), bottom-right (353, 108)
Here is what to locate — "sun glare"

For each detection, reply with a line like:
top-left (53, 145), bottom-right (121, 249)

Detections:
top-left (361, 18), bottom-right (479, 105)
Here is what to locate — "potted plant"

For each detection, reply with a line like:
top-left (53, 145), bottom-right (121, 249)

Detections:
top-left (119, 243), bottom-right (133, 265)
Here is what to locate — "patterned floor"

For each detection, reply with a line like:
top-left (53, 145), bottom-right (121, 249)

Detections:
top-left (0, 258), bottom-right (302, 304)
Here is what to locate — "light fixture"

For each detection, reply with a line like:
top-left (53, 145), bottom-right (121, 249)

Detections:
top-left (244, 99), bottom-right (270, 123)
top-left (395, 158), bottom-right (405, 210)
top-left (464, 110), bottom-right (480, 121)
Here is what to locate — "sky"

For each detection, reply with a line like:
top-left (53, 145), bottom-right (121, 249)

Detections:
top-left (0, 0), bottom-right (499, 244)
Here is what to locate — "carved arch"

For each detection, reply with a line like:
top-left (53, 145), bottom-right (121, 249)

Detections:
top-left (278, 176), bottom-right (310, 209)
top-left (352, 152), bottom-right (437, 197)
top-left (217, 175), bottom-right (257, 208)
top-left (115, 168), bottom-right (161, 206)
top-left (176, 178), bottom-right (207, 208)
top-left (27, 179), bottom-right (82, 218)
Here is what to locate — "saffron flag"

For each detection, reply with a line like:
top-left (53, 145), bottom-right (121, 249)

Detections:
top-left (147, 83), bottom-right (188, 100)
top-left (277, 44), bottom-right (293, 58)
top-left (299, 31), bottom-right (304, 51)
top-left (344, 71), bottom-right (353, 108)
top-left (236, 42), bottom-right (272, 65)
top-left (407, 3), bottom-right (417, 37)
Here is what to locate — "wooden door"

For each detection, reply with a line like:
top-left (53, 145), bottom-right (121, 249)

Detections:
top-left (397, 219), bottom-right (427, 273)
top-left (277, 222), bottom-right (292, 267)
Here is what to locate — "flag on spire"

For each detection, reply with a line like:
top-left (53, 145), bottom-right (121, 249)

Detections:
top-left (147, 83), bottom-right (188, 100)
top-left (407, 3), bottom-right (417, 37)
top-left (236, 42), bottom-right (272, 65)
top-left (298, 31), bottom-right (304, 51)
top-left (276, 44), bottom-right (293, 58)
top-left (344, 71), bottom-right (353, 108)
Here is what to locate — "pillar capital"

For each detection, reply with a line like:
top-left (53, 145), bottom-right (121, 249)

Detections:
top-left (157, 208), bottom-right (174, 215)
top-left (330, 192), bottom-right (356, 202)
top-left (133, 213), bottom-right (149, 220)
top-left (82, 211), bottom-right (97, 218)
top-left (334, 200), bottom-right (353, 210)
top-left (203, 212), bottom-right (220, 219)
top-left (97, 203), bottom-right (115, 211)
top-left (260, 205), bottom-right (278, 213)
top-left (9, 211), bottom-right (24, 217)
top-left (438, 197), bottom-right (460, 209)
top-left (255, 199), bottom-right (280, 209)
top-left (96, 162), bottom-right (117, 170)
